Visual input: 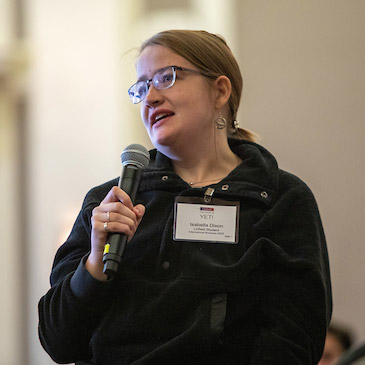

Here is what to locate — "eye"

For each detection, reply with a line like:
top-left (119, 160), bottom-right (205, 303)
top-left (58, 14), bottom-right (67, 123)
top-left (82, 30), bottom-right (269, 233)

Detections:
top-left (136, 82), bottom-right (146, 96)
top-left (162, 72), bottom-right (173, 83)
top-left (154, 68), bottom-right (174, 88)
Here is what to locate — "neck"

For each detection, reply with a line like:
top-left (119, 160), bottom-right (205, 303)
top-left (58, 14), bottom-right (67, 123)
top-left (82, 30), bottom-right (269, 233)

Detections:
top-left (171, 138), bottom-right (241, 187)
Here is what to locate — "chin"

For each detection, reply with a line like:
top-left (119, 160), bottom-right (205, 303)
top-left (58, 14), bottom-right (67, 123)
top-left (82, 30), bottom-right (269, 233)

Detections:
top-left (151, 132), bottom-right (175, 149)
top-left (152, 138), bottom-right (178, 157)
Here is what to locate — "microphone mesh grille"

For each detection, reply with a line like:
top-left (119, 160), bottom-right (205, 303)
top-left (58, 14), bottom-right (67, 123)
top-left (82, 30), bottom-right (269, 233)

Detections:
top-left (121, 144), bottom-right (150, 168)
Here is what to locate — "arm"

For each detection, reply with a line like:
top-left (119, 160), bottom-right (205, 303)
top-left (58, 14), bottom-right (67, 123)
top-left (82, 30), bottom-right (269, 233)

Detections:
top-left (250, 179), bottom-right (332, 364)
top-left (38, 189), bottom-right (112, 363)
top-left (38, 184), bottom-right (145, 363)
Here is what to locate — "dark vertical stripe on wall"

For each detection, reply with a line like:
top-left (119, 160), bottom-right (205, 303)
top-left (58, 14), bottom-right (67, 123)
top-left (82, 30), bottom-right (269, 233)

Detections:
top-left (14, 0), bottom-right (25, 38)
top-left (16, 94), bottom-right (28, 365)
top-left (14, 0), bottom-right (28, 363)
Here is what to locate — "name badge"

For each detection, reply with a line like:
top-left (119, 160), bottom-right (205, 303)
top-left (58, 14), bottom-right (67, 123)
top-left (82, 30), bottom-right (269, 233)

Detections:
top-left (173, 196), bottom-right (239, 244)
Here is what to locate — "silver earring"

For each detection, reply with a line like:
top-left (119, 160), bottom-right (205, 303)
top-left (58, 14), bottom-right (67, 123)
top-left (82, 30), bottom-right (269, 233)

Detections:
top-left (233, 120), bottom-right (239, 133)
top-left (215, 112), bottom-right (227, 129)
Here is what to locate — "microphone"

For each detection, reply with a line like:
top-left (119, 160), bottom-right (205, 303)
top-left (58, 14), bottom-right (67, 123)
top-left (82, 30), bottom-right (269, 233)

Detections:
top-left (103, 143), bottom-right (150, 278)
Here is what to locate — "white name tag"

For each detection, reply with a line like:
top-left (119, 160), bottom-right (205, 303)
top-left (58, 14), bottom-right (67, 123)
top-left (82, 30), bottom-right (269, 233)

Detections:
top-left (173, 197), bottom-right (239, 244)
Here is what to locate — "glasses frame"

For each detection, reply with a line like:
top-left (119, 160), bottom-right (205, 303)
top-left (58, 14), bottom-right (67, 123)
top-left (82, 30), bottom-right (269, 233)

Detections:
top-left (128, 65), bottom-right (216, 104)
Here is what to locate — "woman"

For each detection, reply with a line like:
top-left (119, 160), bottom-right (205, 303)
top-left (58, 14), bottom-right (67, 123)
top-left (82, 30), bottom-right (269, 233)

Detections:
top-left (38, 30), bottom-right (332, 364)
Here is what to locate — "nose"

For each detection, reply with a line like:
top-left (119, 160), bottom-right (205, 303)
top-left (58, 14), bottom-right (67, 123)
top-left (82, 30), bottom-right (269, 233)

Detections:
top-left (144, 84), bottom-right (163, 108)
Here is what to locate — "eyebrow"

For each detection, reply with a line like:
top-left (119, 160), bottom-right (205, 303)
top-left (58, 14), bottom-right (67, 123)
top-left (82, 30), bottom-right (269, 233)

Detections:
top-left (136, 74), bottom-right (149, 83)
top-left (136, 67), bottom-right (161, 83)
top-left (136, 65), bottom-right (171, 83)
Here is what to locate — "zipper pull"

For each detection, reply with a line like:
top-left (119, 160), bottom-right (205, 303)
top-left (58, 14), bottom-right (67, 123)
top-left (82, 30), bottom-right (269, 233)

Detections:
top-left (204, 187), bottom-right (215, 203)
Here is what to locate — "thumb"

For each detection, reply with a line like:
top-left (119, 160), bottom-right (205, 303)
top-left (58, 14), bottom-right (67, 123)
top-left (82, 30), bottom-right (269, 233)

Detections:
top-left (133, 204), bottom-right (146, 223)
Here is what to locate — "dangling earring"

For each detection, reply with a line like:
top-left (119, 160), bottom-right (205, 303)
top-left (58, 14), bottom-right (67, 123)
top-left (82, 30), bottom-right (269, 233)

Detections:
top-left (215, 112), bottom-right (227, 129)
top-left (233, 120), bottom-right (239, 133)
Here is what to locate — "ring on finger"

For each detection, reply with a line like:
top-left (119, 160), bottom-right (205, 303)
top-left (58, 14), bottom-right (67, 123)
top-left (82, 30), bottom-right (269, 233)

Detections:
top-left (104, 221), bottom-right (109, 232)
top-left (106, 211), bottom-right (111, 222)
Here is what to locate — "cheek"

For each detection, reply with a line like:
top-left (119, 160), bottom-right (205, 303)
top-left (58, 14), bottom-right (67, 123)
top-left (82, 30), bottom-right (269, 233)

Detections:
top-left (140, 107), bottom-right (148, 127)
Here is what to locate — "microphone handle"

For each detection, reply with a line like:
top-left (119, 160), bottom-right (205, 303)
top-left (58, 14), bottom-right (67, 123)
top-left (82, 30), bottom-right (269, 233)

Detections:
top-left (103, 165), bottom-right (142, 278)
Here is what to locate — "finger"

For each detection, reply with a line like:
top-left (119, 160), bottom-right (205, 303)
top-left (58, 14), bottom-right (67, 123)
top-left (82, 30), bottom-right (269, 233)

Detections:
top-left (93, 210), bottom-right (137, 234)
top-left (102, 205), bottom-right (145, 235)
top-left (98, 219), bottom-right (134, 236)
top-left (93, 201), bottom-right (137, 223)
top-left (101, 186), bottom-right (134, 210)
top-left (133, 204), bottom-right (146, 223)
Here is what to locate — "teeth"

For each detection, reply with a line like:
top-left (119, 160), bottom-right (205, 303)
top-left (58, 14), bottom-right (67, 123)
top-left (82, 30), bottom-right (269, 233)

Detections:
top-left (155, 113), bottom-right (167, 122)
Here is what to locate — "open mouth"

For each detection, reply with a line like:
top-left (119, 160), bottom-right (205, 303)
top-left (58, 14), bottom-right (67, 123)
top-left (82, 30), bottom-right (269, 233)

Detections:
top-left (155, 113), bottom-right (169, 122)
top-left (152, 111), bottom-right (175, 124)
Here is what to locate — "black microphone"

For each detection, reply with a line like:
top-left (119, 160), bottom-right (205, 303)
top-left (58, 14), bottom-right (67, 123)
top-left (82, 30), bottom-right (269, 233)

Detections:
top-left (103, 143), bottom-right (150, 278)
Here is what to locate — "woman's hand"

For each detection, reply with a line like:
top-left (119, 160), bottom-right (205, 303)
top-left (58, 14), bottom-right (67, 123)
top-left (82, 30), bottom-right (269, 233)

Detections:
top-left (85, 186), bottom-right (145, 281)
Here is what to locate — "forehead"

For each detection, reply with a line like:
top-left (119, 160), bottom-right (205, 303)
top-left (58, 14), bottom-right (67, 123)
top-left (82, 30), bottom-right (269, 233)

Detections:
top-left (136, 45), bottom-right (192, 78)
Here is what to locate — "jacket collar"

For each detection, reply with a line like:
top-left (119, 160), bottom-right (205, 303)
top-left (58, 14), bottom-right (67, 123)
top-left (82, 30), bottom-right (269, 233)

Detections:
top-left (138, 139), bottom-right (279, 206)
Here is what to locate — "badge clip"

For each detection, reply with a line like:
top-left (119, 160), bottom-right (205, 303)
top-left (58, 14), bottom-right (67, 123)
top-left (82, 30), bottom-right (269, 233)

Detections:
top-left (204, 188), bottom-right (215, 203)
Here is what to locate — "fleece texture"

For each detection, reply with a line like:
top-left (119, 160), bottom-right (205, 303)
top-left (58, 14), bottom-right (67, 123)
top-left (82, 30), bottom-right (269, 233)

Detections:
top-left (38, 139), bottom-right (332, 364)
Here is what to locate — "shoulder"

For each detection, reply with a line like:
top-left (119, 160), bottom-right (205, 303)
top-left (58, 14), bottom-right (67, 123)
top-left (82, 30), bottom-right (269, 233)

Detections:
top-left (263, 169), bottom-right (323, 234)
top-left (228, 139), bottom-right (319, 206)
top-left (232, 138), bottom-right (316, 201)
top-left (277, 169), bottom-right (316, 203)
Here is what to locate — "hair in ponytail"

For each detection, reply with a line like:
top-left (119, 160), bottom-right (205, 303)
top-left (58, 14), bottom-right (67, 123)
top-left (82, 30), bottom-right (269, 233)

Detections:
top-left (231, 127), bottom-right (258, 142)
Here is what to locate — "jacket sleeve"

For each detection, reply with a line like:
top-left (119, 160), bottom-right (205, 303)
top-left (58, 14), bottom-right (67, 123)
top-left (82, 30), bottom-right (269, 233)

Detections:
top-left (38, 188), bottom-right (113, 363)
top-left (250, 177), bottom-right (332, 364)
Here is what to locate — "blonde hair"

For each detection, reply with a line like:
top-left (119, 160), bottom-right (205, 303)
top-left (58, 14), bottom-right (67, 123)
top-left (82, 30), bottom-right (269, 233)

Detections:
top-left (139, 30), bottom-right (256, 142)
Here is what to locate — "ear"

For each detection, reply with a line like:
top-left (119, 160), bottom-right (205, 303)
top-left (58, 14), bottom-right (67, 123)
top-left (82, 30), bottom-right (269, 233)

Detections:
top-left (213, 75), bottom-right (232, 109)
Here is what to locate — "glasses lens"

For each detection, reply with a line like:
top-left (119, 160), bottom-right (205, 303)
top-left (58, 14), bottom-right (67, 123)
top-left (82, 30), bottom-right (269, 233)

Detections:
top-left (128, 81), bottom-right (147, 104)
top-left (153, 67), bottom-right (176, 90)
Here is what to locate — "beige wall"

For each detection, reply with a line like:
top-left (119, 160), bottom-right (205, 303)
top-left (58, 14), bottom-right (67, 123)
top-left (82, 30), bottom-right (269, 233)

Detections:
top-left (23, 1), bottom-right (238, 364)
top-left (1, 1), bottom-right (364, 364)
top-left (0, 59), bottom-right (23, 365)
top-left (0, 1), bottom-right (26, 364)
top-left (236, 0), bottom-right (365, 341)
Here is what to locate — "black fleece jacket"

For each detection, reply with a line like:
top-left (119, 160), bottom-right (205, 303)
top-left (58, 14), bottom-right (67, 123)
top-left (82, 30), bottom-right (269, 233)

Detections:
top-left (38, 139), bottom-right (332, 364)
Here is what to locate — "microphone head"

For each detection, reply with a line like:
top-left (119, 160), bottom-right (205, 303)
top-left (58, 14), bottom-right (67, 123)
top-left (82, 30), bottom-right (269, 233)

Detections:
top-left (121, 144), bottom-right (150, 169)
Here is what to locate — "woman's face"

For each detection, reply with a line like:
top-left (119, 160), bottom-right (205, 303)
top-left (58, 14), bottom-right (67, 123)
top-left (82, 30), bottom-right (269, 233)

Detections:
top-left (136, 45), bottom-right (217, 155)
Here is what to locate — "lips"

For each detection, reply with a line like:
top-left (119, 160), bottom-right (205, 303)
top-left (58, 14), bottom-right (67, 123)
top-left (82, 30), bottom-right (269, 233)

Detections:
top-left (150, 109), bottom-right (175, 125)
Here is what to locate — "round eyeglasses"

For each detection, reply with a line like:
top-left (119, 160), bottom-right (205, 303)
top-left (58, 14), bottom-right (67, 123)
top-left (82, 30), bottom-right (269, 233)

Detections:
top-left (128, 65), bottom-right (215, 104)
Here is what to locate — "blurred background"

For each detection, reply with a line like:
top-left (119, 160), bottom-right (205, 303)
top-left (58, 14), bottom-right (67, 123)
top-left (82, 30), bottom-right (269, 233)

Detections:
top-left (1, 0), bottom-right (364, 364)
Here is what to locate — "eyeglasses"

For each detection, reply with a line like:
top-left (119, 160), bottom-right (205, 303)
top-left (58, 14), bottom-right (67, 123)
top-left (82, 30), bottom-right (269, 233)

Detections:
top-left (128, 65), bottom-right (215, 104)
